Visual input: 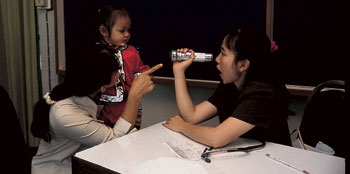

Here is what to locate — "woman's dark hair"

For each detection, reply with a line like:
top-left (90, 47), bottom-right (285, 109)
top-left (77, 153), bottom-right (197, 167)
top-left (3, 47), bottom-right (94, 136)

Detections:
top-left (223, 26), bottom-right (282, 85)
top-left (31, 44), bottom-right (120, 142)
top-left (96, 4), bottom-right (130, 40)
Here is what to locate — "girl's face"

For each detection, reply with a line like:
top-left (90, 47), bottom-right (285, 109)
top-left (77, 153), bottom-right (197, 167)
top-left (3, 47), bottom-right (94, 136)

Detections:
top-left (104, 16), bottom-right (131, 47)
top-left (215, 38), bottom-right (243, 84)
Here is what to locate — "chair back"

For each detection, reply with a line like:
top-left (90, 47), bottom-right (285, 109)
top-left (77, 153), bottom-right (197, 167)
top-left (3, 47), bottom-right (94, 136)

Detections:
top-left (299, 80), bottom-right (345, 157)
top-left (0, 85), bottom-right (31, 173)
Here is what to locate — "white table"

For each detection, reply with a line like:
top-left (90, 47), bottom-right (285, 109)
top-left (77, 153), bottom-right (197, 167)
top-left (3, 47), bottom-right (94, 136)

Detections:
top-left (73, 122), bottom-right (345, 174)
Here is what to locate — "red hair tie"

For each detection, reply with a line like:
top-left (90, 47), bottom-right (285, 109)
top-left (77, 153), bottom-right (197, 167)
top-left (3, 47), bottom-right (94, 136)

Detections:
top-left (271, 41), bottom-right (279, 51)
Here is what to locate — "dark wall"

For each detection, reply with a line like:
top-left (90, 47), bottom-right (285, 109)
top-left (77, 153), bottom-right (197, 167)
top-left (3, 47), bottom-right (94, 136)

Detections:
top-left (64, 0), bottom-right (345, 86)
top-left (273, 0), bottom-right (347, 86)
top-left (64, 0), bottom-right (266, 82)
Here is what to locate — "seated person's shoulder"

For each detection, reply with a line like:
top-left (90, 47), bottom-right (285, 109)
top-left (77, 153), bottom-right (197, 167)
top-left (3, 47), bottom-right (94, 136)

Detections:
top-left (240, 81), bottom-right (288, 99)
top-left (51, 96), bottom-right (94, 125)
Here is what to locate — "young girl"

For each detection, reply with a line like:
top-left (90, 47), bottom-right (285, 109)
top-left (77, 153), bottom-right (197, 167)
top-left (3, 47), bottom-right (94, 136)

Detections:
top-left (163, 26), bottom-right (291, 148)
top-left (96, 4), bottom-right (150, 128)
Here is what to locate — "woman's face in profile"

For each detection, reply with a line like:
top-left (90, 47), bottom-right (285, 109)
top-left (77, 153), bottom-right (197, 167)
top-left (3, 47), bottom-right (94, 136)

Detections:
top-left (215, 38), bottom-right (241, 84)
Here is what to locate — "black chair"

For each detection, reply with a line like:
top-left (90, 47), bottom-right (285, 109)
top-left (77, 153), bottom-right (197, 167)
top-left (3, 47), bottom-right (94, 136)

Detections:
top-left (295, 80), bottom-right (346, 158)
top-left (1, 85), bottom-right (31, 174)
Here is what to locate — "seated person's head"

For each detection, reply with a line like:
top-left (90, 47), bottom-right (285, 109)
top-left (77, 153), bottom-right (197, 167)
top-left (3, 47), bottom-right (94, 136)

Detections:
top-left (222, 26), bottom-right (278, 84)
top-left (64, 44), bottom-right (121, 97)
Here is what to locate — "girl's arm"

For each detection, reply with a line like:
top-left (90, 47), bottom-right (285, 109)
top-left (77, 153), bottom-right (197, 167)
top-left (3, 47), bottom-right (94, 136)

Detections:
top-left (132, 46), bottom-right (150, 73)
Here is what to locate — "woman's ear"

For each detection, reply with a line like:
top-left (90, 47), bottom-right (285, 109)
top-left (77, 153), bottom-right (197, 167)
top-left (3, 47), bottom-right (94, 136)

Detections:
top-left (239, 59), bottom-right (250, 72)
top-left (100, 86), bottom-right (106, 93)
top-left (99, 25), bottom-right (109, 38)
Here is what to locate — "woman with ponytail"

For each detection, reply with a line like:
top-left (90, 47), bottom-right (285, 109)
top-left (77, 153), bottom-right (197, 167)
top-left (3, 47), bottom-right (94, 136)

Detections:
top-left (31, 44), bottom-right (162, 174)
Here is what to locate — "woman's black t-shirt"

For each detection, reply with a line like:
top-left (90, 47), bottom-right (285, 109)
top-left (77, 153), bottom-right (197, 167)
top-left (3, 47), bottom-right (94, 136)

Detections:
top-left (208, 81), bottom-right (291, 146)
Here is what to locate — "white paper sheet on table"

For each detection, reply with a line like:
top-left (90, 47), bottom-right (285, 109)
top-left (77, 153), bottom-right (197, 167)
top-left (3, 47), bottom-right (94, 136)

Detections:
top-left (164, 138), bottom-right (264, 161)
top-left (164, 141), bottom-right (208, 160)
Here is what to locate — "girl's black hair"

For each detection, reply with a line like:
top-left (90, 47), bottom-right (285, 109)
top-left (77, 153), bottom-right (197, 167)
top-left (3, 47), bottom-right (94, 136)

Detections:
top-left (31, 44), bottom-right (120, 142)
top-left (95, 4), bottom-right (130, 40)
top-left (223, 26), bottom-right (283, 85)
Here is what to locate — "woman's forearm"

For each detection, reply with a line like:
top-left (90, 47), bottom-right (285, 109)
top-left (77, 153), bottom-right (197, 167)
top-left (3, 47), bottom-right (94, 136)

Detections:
top-left (174, 71), bottom-right (196, 123)
top-left (179, 122), bottom-right (225, 148)
top-left (119, 64), bottom-right (162, 132)
top-left (176, 117), bottom-right (254, 148)
top-left (119, 91), bottom-right (142, 132)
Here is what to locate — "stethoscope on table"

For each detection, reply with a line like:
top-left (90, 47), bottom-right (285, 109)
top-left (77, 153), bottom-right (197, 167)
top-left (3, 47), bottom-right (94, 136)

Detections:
top-left (201, 139), bottom-right (266, 163)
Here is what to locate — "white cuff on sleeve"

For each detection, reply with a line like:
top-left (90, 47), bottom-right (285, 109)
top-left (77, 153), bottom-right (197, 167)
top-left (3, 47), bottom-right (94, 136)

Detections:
top-left (113, 117), bottom-right (137, 137)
